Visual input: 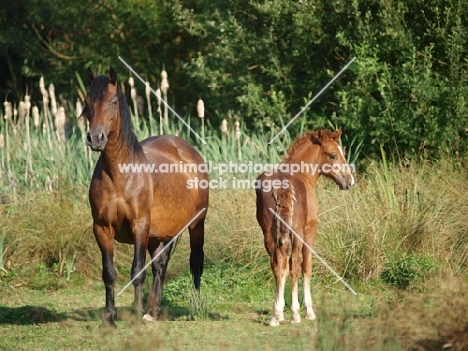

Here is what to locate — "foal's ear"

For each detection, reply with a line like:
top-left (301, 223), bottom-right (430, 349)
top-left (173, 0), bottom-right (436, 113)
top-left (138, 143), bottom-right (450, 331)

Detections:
top-left (311, 129), bottom-right (323, 145)
top-left (109, 67), bottom-right (117, 86)
top-left (329, 127), bottom-right (342, 141)
top-left (86, 67), bottom-right (95, 85)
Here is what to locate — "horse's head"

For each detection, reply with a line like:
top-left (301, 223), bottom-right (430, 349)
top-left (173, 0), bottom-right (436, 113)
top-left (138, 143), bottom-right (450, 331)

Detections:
top-left (314, 128), bottom-right (354, 190)
top-left (82, 67), bottom-right (120, 151)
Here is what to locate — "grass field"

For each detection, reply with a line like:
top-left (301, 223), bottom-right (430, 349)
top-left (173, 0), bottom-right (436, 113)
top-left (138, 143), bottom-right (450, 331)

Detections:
top-left (1, 181), bottom-right (467, 350)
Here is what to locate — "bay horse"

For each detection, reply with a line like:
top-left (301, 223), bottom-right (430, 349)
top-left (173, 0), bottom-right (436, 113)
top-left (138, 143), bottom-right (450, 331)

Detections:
top-left (255, 129), bottom-right (354, 326)
top-left (81, 67), bottom-right (209, 328)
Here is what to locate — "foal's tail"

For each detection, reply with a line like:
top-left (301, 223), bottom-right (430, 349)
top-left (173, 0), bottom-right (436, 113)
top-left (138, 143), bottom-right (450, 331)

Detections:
top-left (272, 183), bottom-right (296, 246)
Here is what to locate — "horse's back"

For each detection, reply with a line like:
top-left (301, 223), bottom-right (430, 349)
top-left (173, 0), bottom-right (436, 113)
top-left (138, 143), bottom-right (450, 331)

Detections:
top-left (140, 135), bottom-right (204, 166)
top-left (256, 171), bottom-right (311, 233)
top-left (140, 135), bottom-right (209, 239)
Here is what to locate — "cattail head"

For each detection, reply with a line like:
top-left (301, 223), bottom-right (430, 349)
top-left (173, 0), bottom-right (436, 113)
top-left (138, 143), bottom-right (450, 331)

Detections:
top-left (221, 119), bottom-right (228, 135)
top-left (25, 93), bottom-right (31, 111)
top-left (48, 83), bottom-right (57, 116)
top-left (75, 100), bottom-right (83, 119)
top-left (197, 99), bottom-right (205, 119)
top-left (160, 69), bottom-right (169, 94)
top-left (39, 76), bottom-right (45, 92)
top-left (13, 103), bottom-right (18, 121)
top-left (235, 120), bottom-right (241, 141)
top-left (56, 106), bottom-right (66, 141)
top-left (18, 101), bottom-right (27, 119)
top-left (3, 101), bottom-right (12, 120)
top-left (0, 133), bottom-right (4, 148)
top-left (129, 76), bottom-right (135, 88)
top-left (145, 81), bottom-right (151, 100)
top-left (33, 106), bottom-right (40, 128)
top-left (156, 88), bottom-right (162, 113)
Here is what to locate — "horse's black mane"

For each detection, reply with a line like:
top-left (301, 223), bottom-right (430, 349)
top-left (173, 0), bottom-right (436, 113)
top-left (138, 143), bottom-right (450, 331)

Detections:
top-left (88, 75), bottom-right (141, 152)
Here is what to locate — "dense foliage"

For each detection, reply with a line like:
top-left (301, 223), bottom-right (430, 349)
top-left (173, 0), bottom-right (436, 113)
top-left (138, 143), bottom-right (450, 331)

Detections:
top-left (1, 0), bottom-right (468, 158)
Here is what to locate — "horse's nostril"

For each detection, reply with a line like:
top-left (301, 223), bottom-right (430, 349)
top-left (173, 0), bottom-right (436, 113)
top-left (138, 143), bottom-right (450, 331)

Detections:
top-left (87, 132), bottom-right (92, 144)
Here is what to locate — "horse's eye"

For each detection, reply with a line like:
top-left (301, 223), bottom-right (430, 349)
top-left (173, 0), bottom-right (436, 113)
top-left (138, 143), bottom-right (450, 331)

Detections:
top-left (111, 99), bottom-right (118, 105)
top-left (330, 154), bottom-right (337, 160)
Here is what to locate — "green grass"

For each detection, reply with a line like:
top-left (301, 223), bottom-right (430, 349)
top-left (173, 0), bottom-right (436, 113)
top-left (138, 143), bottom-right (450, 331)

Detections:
top-left (1, 184), bottom-right (467, 350)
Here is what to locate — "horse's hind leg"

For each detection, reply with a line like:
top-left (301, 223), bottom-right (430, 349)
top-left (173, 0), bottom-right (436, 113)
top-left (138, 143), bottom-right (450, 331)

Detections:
top-left (189, 218), bottom-right (205, 290)
top-left (290, 232), bottom-right (303, 324)
top-left (303, 222), bottom-right (317, 321)
top-left (94, 224), bottom-right (117, 328)
top-left (269, 241), bottom-right (289, 327)
top-left (144, 240), bottom-right (173, 321)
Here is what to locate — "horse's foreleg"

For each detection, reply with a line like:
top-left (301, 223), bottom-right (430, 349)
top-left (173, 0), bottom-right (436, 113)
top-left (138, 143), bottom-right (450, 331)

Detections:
top-left (144, 241), bottom-right (173, 321)
top-left (290, 234), bottom-right (303, 324)
top-left (94, 224), bottom-right (117, 328)
top-left (189, 218), bottom-right (205, 290)
top-left (131, 219), bottom-right (150, 318)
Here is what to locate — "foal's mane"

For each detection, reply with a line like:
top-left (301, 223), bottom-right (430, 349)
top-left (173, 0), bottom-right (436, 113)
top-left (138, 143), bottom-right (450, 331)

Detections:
top-left (283, 129), bottom-right (338, 163)
top-left (87, 75), bottom-right (140, 151)
top-left (283, 131), bottom-right (318, 163)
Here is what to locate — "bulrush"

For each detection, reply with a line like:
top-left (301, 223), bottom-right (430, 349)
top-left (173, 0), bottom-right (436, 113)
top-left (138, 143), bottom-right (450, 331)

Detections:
top-left (160, 68), bottom-right (169, 126)
top-left (129, 76), bottom-right (140, 131)
top-left (55, 106), bottom-right (66, 141)
top-left (235, 120), bottom-right (241, 161)
top-left (197, 98), bottom-right (205, 139)
top-left (32, 106), bottom-right (40, 129)
top-left (48, 83), bottom-right (58, 117)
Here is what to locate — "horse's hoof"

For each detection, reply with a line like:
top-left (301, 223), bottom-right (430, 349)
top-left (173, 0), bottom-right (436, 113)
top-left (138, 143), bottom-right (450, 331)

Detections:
top-left (269, 317), bottom-right (280, 327)
top-left (142, 313), bottom-right (157, 322)
top-left (306, 312), bottom-right (316, 321)
top-left (291, 314), bottom-right (301, 324)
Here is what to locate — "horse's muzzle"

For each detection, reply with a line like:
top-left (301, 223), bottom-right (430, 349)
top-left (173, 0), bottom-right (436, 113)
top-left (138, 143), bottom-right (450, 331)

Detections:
top-left (336, 174), bottom-right (355, 191)
top-left (87, 127), bottom-right (107, 151)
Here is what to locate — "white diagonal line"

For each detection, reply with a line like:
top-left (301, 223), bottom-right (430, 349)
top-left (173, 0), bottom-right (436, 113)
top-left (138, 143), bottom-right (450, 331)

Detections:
top-left (118, 56), bottom-right (207, 145)
top-left (268, 207), bottom-right (357, 295)
top-left (117, 207), bottom-right (207, 296)
top-left (268, 57), bottom-right (356, 144)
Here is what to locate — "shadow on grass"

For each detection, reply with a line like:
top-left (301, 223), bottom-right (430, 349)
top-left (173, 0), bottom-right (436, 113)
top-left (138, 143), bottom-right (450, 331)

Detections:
top-left (0, 306), bottom-right (72, 325)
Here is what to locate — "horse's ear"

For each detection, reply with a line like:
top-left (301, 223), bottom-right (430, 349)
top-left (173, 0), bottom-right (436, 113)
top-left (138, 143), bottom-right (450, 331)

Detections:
top-left (86, 67), bottom-right (95, 85)
top-left (330, 127), bottom-right (342, 141)
top-left (109, 67), bottom-right (117, 86)
top-left (311, 130), bottom-right (322, 145)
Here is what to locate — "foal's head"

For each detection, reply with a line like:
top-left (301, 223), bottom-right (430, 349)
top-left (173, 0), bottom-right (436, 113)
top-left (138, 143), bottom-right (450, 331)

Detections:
top-left (82, 67), bottom-right (121, 151)
top-left (313, 128), bottom-right (354, 190)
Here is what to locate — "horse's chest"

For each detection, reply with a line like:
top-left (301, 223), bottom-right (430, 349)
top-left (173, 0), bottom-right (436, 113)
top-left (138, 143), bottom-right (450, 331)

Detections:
top-left (97, 197), bottom-right (130, 227)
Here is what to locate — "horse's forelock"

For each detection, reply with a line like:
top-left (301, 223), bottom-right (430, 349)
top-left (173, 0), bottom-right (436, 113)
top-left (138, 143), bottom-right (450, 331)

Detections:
top-left (88, 75), bottom-right (110, 101)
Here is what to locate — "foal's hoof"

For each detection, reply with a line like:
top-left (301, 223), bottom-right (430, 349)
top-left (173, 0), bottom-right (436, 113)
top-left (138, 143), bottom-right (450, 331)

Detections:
top-left (291, 314), bottom-right (301, 324)
top-left (269, 317), bottom-right (281, 327)
top-left (142, 313), bottom-right (157, 322)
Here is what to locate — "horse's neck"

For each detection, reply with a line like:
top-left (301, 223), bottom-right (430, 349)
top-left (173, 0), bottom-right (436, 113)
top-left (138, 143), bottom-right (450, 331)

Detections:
top-left (289, 143), bottom-right (322, 186)
top-left (101, 127), bottom-right (143, 178)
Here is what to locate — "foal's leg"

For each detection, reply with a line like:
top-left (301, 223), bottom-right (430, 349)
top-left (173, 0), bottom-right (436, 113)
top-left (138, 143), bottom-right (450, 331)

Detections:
top-left (143, 241), bottom-right (173, 321)
top-left (303, 222), bottom-right (317, 320)
top-left (270, 243), bottom-right (290, 326)
top-left (130, 218), bottom-right (150, 318)
top-left (290, 232), bottom-right (303, 324)
top-left (94, 224), bottom-right (117, 328)
top-left (189, 218), bottom-right (205, 290)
